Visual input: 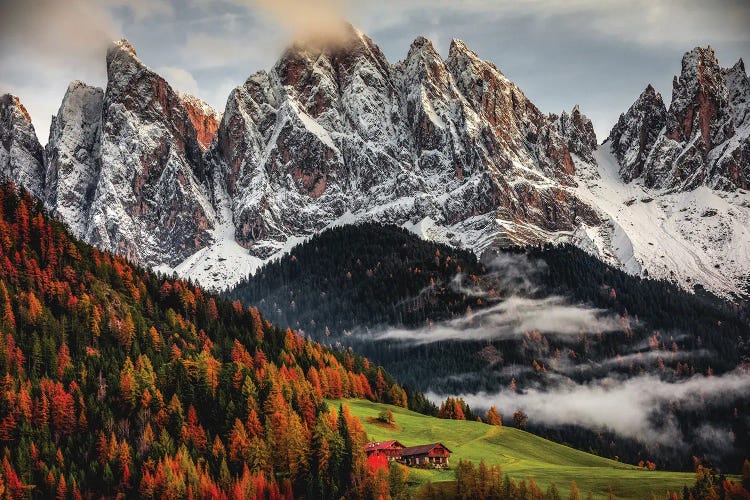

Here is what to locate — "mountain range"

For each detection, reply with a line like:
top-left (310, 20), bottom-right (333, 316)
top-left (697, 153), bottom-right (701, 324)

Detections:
top-left (1, 24), bottom-right (748, 299)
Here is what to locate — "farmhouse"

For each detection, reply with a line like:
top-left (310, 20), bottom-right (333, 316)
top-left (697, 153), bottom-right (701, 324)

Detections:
top-left (364, 440), bottom-right (405, 461)
top-left (365, 441), bottom-right (452, 468)
top-left (399, 443), bottom-right (452, 468)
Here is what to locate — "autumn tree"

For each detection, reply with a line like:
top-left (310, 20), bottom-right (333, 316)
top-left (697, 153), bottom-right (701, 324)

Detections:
top-left (569, 481), bottom-right (581, 500)
top-left (377, 409), bottom-right (394, 425)
top-left (513, 410), bottom-right (528, 430)
top-left (486, 406), bottom-right (503, 426)
top-left (388, 384), bottom-right (408, 408)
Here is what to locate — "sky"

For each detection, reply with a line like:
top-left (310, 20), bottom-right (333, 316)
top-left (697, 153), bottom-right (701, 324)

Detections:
top-left (1, 0), bottom-right (749, 144)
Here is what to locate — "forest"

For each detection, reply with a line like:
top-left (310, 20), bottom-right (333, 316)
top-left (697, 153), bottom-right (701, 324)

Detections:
top-left (227, 223), bottom-right (489, 336)
top-left (228, 224), bottom-right (750, 473)
top-left (0, 184), bottom-right (421, 498)
top-left (0, 183), bottom-right (746, 497)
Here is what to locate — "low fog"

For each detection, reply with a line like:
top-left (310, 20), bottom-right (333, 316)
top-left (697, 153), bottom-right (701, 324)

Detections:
top-left (450, 252), bottom-right (548, 297)
top-left (371, 252), bottom-right (624, 345)
top-left (372, 296), bottom-right (624, 345)
top-left (427, 370), bottom-right (750, 445)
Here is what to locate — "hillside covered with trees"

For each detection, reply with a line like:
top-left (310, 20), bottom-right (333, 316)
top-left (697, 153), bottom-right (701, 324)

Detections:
top-left (228, 224), bottom-right (750, 474)
top-left (0, 184), bottom-right (419, 498)
top-left (228, 223), bottom-right (488, 337)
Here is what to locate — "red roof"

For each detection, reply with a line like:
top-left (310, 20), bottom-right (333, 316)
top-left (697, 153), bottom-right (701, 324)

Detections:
top-left (365, 440), bottom-right (404, 451)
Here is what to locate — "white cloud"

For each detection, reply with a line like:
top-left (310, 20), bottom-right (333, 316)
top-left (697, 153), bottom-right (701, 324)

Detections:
top-left (0, 0), bottom-right (119, 64)
top-left (428, 370), bottom-right (750, 444)
top-left (158, 66), bottom-right (201, 96)
top-left (372, 295), bottom-right (625, 345)
top-left (181, 31), bottom-right (281, 70)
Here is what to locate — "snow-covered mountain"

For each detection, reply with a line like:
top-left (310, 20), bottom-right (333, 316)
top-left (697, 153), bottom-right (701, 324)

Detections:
top-left (594, 46), bottom-right (750, 297)
top-left (608, 47), bottom-right (749, 191)
top-left (0, 28), bottom-right (748, 299)
top-left (0, 94), bottom-right (46, 199)
top-left (206, 27), bottom-right (597, 262)
top-left (44, 40), bottom-right (218, 267)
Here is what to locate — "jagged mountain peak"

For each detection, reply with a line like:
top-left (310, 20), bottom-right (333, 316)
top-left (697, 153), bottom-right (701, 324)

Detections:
top-left (682, 45), bottom-right (717, 65)
top-left (407, 36), bottom-right (438, 56)
top-left (642, 83), bottom-right (660, 98)
top-left (280, 21), bottom-right (379, 60)
top-left (672, 45), bottom-right (723, 103)
top-left (723, 58), bottom-right (750, 93)
top-left (606, 84), bottom-right (667, 182)
top-left (107, 38), bottom-right (138, 65)
top-left (553, 105), bottom-right (598, 162)
top-left (66, 79), bottom-right (103, 94)
top-left (204, 25), bottom-right (602, 277)
top-left (0, 93), bottom-right (45, 198)
top-left (722, 56), bottom-right (750, 134)
top-left (633, 83), bottom-right (666, 111)
top-left (400, 35), bottom-right (448, 81)
top-left (41, 35), bottom-right (218, 268)
top-left (273, 22), bottom-right (393, 96)
top-left (448, 38), bottom-right (479, 61)
top-left (609, 45), bottom-right (748, 191)
top-left (1, 94), bottom-right (33, 123)
top-left (44, 80), bottom-right (104, 232)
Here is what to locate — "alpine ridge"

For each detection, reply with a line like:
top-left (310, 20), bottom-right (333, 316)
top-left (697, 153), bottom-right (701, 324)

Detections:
top-left (0, 94), bottom-right (46, 200)
top-left (1, 28), bottom-right (749, 299)
top-left (44, 39), bottom-right (218, 268)
top-left (205, 25), bottom-right (598, 265)
top-left (608, 47), bottom-right (750, 190)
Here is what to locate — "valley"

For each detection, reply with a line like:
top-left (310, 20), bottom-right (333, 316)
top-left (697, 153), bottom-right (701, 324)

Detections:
top-left (332, 398), bottom-right (698, 499)
top-left (0, 4), bottom-right (749, 497)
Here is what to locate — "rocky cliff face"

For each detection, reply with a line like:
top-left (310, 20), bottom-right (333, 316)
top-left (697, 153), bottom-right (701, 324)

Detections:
top-left (4, 30), bottom-right (749, 298)
top-left (180, 92), bottom-right (221, 150)
top-left (607, 85), bottom-right (667, 182)
top-left (44, 81), bottom-right (103, 235)
top-left (207, 26), bottom-right (598, 259)
top-left (610, 47), bottom-right (749, 191)
top-left (0, 94), bottom-right (45, 199)
top-left (86, 40), bottom-right (216, 266)
top-left (42, 40), bottom-right (218, 267)
top-left (552, 105), bottom-right (598, 163)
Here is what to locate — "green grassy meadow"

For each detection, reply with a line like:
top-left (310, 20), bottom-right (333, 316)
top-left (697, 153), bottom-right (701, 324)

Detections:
top-left (327, 399), bottom-right (697, 499)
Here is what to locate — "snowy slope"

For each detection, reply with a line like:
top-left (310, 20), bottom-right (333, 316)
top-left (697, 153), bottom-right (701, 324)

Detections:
top-left (574, 146), bottom-right (750, 298)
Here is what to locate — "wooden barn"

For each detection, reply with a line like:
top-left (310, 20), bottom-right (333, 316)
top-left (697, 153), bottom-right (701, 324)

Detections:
top-left (397, 442), bottom-right (452, 468)
top-left (364, 440), bottom-right (405, 461)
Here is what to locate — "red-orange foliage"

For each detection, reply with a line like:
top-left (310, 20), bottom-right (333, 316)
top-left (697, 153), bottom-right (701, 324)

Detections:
top-left (56, 344), bottom-right (71, 378)
top-left (2, 455), bottom-right (28, 498)
top-left (0, 183), bottom-right (410, 498)
top-left (366, 452), bottom-right (388, 473)
top-left (206, 298), bottom-right (219, 321)
top-left (228, 419), bottom-right (250, 465)
top-left (182, 405), bottom-right (208, 452)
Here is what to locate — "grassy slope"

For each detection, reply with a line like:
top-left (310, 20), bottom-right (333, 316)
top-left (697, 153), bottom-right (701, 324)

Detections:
top-left (328, 399), bottom-right (695, 499)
